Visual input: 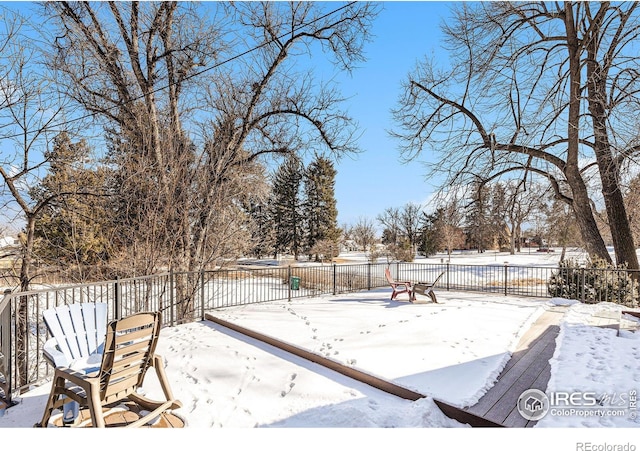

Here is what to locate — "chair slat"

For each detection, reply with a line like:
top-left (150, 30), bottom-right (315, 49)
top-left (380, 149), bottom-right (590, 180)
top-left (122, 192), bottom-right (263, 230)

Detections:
top-left (104, 374), bottom-right (142, 396)
top-left (95, 303), bottom-right (108, 349)
top-left (43, 307), bottom-right (74, 365)
top-left (82, 303), bottom-right (98, 354)
top-left (115, 312), bottom-right (156, 331)
top-left (50, 305), bottom-right (83, 361)
top-left (69, 304), bottom-right (90, 358)
top-left (115, 327), bottom-right (154, 345)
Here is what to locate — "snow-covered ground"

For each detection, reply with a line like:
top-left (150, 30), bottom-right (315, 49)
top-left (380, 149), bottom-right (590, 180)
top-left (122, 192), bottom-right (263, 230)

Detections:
top-left (1, 249), bottom-right (639, 450)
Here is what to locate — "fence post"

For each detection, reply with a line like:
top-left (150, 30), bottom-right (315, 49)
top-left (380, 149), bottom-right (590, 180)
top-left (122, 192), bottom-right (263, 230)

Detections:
top-left (581, 267), bottom-right (586, 303)
top-left (288, 265), bottom-right (292, 302)
top-left (446, 262), bottom-right (450, 291)
top-left (504, 262), bottom-right (509, 296)
top-left (114, 276), bottom-right (122, 320)
top-left (200, 270), bottom-right (206, 321)
top-left (367, 262), bottom-right (371, 291)
top-left (170, 268), bottom-right (175, 326)
top-left (333, 264), bottom-right (337, 295)
top-left (1, 289), bottom-right (13, 404)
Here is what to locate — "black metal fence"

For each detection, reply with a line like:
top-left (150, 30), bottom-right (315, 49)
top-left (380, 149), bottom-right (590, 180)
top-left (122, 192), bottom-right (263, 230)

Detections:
top-left (1, 261), bottom-right (638, 406)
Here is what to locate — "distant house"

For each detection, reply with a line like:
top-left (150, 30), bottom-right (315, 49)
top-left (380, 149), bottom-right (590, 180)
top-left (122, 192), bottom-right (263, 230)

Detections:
top-left (340, 239), bottom-right (358, 252)
top-left (0, 236), bottom-right (20, 270)
top-left (0, 236), bottom-right (19, 248)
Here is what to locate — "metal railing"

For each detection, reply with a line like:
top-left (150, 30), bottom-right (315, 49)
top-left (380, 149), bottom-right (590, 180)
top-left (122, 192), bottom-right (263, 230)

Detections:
top-left (1, 261), bottom-right (638, 406)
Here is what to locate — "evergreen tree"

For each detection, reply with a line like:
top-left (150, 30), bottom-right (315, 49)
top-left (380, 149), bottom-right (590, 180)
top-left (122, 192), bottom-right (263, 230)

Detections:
top-left (30, 132), bottom-right (113, 279)
top-left (248, 201), bottom-right (275, 259)
top-left (271, 155), bottom-right (305, 260)
top-left (465, 182), bottom-right (491, 252)
top-left (303, 156), bottom-right (340, 261)
top-left (488, 183), bottom-right (509, 250)
top-left (418, 211), bottom-right (439, 257)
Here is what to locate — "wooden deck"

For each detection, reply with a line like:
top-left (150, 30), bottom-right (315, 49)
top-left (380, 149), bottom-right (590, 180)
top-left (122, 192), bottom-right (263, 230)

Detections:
top-left (452, 307), bottom-right (566, 427)
top-left (209, 309), bottom-right (568, 428)
top-left (50, 401), bottom-right (184, 428)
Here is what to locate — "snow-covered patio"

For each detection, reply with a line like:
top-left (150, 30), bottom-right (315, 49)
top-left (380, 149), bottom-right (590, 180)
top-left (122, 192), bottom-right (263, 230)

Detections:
top-left (3, 287), bottom-right (639, 433)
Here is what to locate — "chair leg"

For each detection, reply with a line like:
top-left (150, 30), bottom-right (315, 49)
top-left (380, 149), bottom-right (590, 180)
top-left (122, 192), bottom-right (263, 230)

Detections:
top-left (87, 384), bottom-right (105, 427)
top-left (152, 355), bottom-right (179, 406)
top-left (35, 373), bottom-right (67, 427)
top-left (36, 391), bottom-right (59, 427)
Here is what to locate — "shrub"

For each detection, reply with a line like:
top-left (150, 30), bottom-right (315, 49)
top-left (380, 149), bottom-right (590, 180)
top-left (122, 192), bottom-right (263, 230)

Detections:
top-left (547, 257), bottom-right (638, 307)
top-left (388, 238), bottom-right (414, 262)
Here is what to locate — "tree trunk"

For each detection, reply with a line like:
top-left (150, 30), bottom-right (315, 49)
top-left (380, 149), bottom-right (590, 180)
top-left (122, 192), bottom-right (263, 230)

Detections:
top-left (564, 4), bottom-right (612, 265)
top-left (565, 167), bottom-right (611, 263)
top-left (16, 216), bottom-right (36, 386)
top-left (586, 27), bottom-right (639, 270)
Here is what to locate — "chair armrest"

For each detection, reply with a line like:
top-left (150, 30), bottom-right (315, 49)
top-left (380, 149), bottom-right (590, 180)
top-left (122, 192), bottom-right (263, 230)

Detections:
top-left (54, 366), bottom-right (96, 387)
top-left (43, 338), bottom-right (70, 368)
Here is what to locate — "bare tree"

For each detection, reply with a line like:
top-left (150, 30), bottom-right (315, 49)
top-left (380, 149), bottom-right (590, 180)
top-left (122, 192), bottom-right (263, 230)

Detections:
top-left (434, 198), bottom-right (465, 261)
top-left (351, 216), bottom-right (378, 253)
top-left (46, 2), bottom-right (221, 273)
top-left (195, 1), bottom-right (379, 178)
top-left (0, 8), bottom-right (77, 385)
top-left (544, 195), bottom-right (583, 262)
top-left (399, 202), bottom-right (423, 256)
top-left (392, 2), bottom-right (640, 269)
top-left (377, 207), bottom-right (401, 245)
top-left (45, 1), bottom-right (378, 319)
top-left (503, 180), bottom-right (546, 254)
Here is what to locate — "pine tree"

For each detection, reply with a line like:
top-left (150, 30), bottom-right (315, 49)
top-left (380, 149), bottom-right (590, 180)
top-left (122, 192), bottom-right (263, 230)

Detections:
top-left (303, 156), bottom-right (340, 261)
top-left (30, 132), bottom-right (113, 279)
top-left (465, 182), bottom-right (491, 252)
top-left (248, 201), bottom-right (275, 259)
top-left (271, 155), bottom-right (305, 260)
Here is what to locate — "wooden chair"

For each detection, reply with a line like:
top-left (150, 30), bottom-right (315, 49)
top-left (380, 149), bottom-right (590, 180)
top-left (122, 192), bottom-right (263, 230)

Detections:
top-left (36, 311), bottom-right (182, 428)
top-left (385, 268), bottom-right (445, 303)
top-left (412, 271), bottom-right (445, 303)
top-left (384, 267), bottom-right (415, 301)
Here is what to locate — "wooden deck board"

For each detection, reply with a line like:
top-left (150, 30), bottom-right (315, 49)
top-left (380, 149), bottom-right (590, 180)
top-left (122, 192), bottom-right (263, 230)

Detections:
top-left (479, 334), bottom-right (557, 425)
top-left (460, 308), bottom-right (565, 428)
top-left (466, 326), bottom-right (557, 417)
top-left (51, 401), bottom-right (184, 428)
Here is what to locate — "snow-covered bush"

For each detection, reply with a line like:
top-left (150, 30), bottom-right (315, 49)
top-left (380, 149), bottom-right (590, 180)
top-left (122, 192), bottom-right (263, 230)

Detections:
top-left (547, 257), bottom-right (638, 307)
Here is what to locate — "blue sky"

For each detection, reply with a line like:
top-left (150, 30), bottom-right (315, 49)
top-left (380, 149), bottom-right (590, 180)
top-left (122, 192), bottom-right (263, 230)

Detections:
top-left (329, 1), bottom-right (453, 227)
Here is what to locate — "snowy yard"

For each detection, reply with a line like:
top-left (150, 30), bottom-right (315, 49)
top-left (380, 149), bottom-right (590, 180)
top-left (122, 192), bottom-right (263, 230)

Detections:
top-left (1, 249), bottom-right (639, 450)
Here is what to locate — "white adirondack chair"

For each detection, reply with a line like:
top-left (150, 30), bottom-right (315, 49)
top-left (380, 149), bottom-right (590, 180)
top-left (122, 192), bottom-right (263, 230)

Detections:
top-left (42, 302), bottom-right (108, 424)
top-left (43, 303), bottom-right (109, 370)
